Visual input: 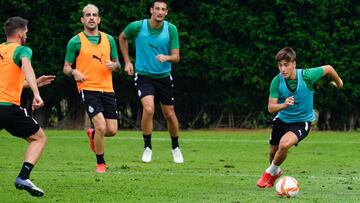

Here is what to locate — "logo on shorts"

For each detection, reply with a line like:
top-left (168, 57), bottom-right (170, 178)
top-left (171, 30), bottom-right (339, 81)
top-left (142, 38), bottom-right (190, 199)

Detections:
top-left (138, 90), bottom-right (142, 97)
top-left (88, 105), bottom-right (94, 113)
top-left (298, 130), bottom-right (302, 136)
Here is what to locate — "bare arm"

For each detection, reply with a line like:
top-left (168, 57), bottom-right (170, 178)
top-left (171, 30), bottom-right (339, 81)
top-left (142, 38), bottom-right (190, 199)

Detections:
top-left (21, 57), bottom-right (44, 110)
top-left (104, 59), bottom-right (121, 72)
top-left (23, 75), bottom-right (56, 88)
top-left (268, 96), bottom-right (295, 114)
top-left (156, 48), bottom-right (180, 63)
top-left (322, 65), bottom-right (343, 88)
top-left (119, 32), bottom-right (134, 76)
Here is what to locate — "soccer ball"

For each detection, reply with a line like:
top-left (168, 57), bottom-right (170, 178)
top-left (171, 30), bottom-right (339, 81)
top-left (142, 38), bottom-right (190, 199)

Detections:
top-left (275, 176), bottom-right (300, 198)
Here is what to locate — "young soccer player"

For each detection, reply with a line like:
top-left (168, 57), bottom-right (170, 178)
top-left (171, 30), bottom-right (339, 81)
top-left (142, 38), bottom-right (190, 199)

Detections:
top-left (257, 47), bottom-right (343, 188)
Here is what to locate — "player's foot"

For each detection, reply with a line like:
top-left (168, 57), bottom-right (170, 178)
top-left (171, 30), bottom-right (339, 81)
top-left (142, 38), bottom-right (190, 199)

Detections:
top-left (171, 147), bottom-right (184, 163)
top-left (142, 147), bottom-right (152, 163)
top-left (96, 163), bottom-right (106, 173)
top-left (15, 177), bottom-right (44, 197)
top-left (256, 170), bottom-right (282, 188)
top-left (86, 128), bottom-right (95, 153)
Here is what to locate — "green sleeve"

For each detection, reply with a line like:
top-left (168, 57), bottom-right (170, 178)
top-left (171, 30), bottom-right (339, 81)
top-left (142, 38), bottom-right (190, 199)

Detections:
top-left (14, 46), bottom-right (32, 67)
top-left (303, 67), bottom-right (324, 84)
top-left (168, 23), bottom-right (179, 49)
top-left (302, 67), bottom-right (324, 91)
top-left (64, 35), bottom-right (80, 63)
top-left (123, 21), bottom-right (142, 39)
top-left (106, 34), bottom-right (119, 60)
top-left (269, 75), bottom-right (280, 99)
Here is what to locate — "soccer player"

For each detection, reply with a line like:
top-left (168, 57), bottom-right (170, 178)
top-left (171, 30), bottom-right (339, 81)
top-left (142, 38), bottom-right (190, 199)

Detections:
top-left (256, 47), bottom-right (343, 188)
top-left (119, 0), bottom-right (184, 163)
top-left (0, 16), bottom-right (51, 197)
top-left (63, 4), bottom-right (120, 173)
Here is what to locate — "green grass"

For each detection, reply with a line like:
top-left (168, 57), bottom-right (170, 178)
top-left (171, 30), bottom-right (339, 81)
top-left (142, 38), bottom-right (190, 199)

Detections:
top-left (0, 130), bottom-right (359, 202)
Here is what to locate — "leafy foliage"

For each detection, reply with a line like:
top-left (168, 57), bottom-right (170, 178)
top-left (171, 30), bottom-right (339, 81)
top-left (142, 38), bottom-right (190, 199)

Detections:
top-left (0, 0), bottom-right (357, 130)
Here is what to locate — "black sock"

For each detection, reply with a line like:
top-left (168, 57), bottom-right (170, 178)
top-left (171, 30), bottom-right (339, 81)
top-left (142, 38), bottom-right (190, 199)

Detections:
top-left (96, 154), bottom-right (105, 164)
top-left (18, 162), bottom-right (34, 180)
top-left (143, 134), bottom-right (152, 149)
top-left (171, 136), bottom-right (179, 149)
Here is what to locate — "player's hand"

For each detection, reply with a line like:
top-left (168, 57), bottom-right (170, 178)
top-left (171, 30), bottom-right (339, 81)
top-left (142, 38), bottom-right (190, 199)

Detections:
top-left (37, 75), bottom-right (56, 87)
top-left (284, 96), bottom-right (295, 106)
top-left (156, 54), bottom-right (168, 63)
top-left (124, 63), bottom-right (134, 76)
top-left (104, 60), bottom-right (119, 71)
top-left (32, 94), bottom-right (44, 111)
top-left (330, 79), bottom-right (343, 88)
top-left (72, 69), bottom-right (86, 82)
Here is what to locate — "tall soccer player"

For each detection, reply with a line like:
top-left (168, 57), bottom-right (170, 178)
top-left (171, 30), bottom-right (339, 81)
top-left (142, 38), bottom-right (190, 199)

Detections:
top-left (119, 0), bottom-right (184, 163)
top-left (256, 47), bottom-right (343, 188)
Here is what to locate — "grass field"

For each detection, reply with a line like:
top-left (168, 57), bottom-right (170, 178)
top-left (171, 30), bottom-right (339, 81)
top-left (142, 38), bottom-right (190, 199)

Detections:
top-left (0, 129), bottom-right (359, 202)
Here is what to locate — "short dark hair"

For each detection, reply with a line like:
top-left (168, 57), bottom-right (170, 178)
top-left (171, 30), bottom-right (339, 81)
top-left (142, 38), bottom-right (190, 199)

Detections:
top-left (275, 47), bottom-right (296, 62)
top-left (4, 17), bottom-right (28, 37)
top-left (151, 0), bottom-right (168, 8)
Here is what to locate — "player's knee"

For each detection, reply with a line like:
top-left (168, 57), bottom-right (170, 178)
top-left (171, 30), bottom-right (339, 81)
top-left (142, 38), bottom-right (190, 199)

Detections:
top-left (163, 111), bottom-right (176, 121)
top-left (29, 129), bottom-right (47, 144)
top-left (278, 142), bottom-right (291, 152)
top-left (106, 128), bottom-right (117, 137)
top-left (143, 106), bottom-right (155, 116)
top-left (95, 125), bottom-right (107, 136)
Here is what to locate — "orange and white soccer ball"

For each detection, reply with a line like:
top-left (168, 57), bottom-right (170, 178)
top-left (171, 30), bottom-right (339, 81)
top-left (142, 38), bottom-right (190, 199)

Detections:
top-left (275, 176), bottom-right (300, 197)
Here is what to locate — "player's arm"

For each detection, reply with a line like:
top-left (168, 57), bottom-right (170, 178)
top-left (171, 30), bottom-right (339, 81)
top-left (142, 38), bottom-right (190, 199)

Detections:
top-left (119, 31), bottom-right (133, 75)
top-left (156, 23), bottom-right (180, 63)
top-left (267, 76), bottom-right (294, 113)
top-left (63, 38), bottom-right (85, 82)
top-left (104, 35), bottom-right (121, 71)
top-left (156, 49), bottom-right (180, 63)
top-left (322, 65), bottom-right (343, 88)
top-left (21, 57), bottom-right (44, 110)
top-left (23, 75), bottom-right (56, 88)
top-left (268, 97), bottom-right (294, 113)
top-left (63, 62), bottom-right (85, 82)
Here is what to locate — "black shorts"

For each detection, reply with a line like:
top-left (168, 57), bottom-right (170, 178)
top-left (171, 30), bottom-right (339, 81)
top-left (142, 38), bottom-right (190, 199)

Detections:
top-left (134, 73), bottom-right (175, 105)
top-left (80, 90), bottom-right (118, 119)
top-left (269, 117), bottom-right (311, 145)
top-left (0, 105), bottom-right (40, 138)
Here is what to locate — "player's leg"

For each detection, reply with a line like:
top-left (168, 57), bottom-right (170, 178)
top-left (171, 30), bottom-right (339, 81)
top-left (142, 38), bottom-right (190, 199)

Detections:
top-left (5, 105), bottom-right (47, 197)
top-left (271, 132), bottom-right (298, 166)
top-left (91, 113), bottom-right (107, 155)
top-left (140, 95), bottom-right (155, 136)
top-left (257, 118), bottom-right (284, 188)
top-left (135, 74), bottom-right (156, 162)
top-left (105, 119), bottom-right (118, 137)
top-left (269, 144), bottom-right (278, 163)
top-left (140, 95), bottom-right (155, 162)
top-left (161, 104), bottom-right (184, 163)
top-left (158, 75), bottom-right (183, 163)
top-left (14, 128), bottom-right (47, 197)
top-left (272, 121), bottom-right (311, 166)
top-left (101, 91), bottom-right (118, 137)
top-left (91, 112), bottom-right (108, 172)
